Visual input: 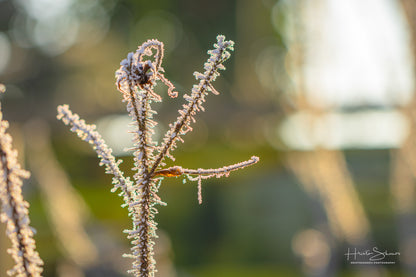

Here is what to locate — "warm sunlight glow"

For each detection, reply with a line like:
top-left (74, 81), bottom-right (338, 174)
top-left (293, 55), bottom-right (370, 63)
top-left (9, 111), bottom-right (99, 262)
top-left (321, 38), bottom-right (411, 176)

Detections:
top-left (280, 0), bottom-right (414, 150)
top-left (280, 110), bottom-right (409, 150)
top-left (302, 0), bottom-right (414, 107)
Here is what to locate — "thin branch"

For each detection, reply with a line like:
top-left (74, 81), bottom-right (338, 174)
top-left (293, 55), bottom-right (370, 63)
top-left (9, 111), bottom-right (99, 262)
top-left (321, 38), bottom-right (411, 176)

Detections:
top-left (149, 35), bottom-right (234, 175)
top-left (114, 39), bottom-right (177, 277)
top-left (0, 111), bottom-right (43, 276)
top-left (56, 105), bottom-right (134, 205)
top-left (181, 156), bottom-right (260, 177)
top-left (153, 156), bottom-right (260, 178)
top-left (153, 156), bottom-right (260, 204)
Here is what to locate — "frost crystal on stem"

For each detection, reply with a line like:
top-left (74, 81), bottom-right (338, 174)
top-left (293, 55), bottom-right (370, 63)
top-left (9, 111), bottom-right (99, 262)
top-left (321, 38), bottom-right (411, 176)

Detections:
top-left (154, 156), bottom-right (260, 204)
top-left (56, 105), bottom-right (134, 206)
top-left (0, 97), bottom-right (43, 276)
top-left (58, 35), bottom-right (259, 277)
top-left (150, 35), bottom-right (235, 171)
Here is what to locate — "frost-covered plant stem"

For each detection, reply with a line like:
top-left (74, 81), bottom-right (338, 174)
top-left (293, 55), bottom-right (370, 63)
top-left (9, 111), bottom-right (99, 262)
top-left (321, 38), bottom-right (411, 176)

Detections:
top-left (154, 156), bottom-right (260, 204)
top-left (56, 105), bottom-right (135, 208)
top-left (0, 98), bottom-right (43, 276)
top-left (57, 35), bottom-right (259, 277)
top-left (150, 36), bottom-right (234, 174)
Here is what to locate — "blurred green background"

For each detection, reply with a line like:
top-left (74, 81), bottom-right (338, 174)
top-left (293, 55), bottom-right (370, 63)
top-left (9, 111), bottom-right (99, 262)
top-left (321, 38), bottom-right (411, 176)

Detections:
top-left (0, 0), bottom-right (415, 276)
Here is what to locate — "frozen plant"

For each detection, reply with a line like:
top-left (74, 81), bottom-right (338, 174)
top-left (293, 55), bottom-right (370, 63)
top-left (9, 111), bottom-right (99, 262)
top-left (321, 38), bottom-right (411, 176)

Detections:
top-left (57, 35), bottom-right (259, 277)
top-left (0, 88), bottom-right (44, 277)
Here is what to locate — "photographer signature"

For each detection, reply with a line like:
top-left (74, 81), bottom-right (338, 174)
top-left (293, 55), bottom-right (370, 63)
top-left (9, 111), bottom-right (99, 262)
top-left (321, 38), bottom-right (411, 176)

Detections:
top-left (344, 247), bottom-right (400, 261)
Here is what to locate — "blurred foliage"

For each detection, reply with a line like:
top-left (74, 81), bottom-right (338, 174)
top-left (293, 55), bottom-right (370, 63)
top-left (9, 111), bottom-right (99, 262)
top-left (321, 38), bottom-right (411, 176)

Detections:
top-left (0, 0), bottom-right (413, 276)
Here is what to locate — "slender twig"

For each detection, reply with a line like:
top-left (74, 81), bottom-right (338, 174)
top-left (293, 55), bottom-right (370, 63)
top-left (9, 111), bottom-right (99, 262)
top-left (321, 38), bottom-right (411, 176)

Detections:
top-left (154, 156), bottom-right (260, 204)
top-left (153, 156), bottom-right (260, 178)
top-left (0, 96), bottom-right (43, 276)
top-left (115, 39), bottom-right (176, 276)
top-left (150, 36), bottom-right (234, 175)
top-left (56, 105), bottom-right (133, 202)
